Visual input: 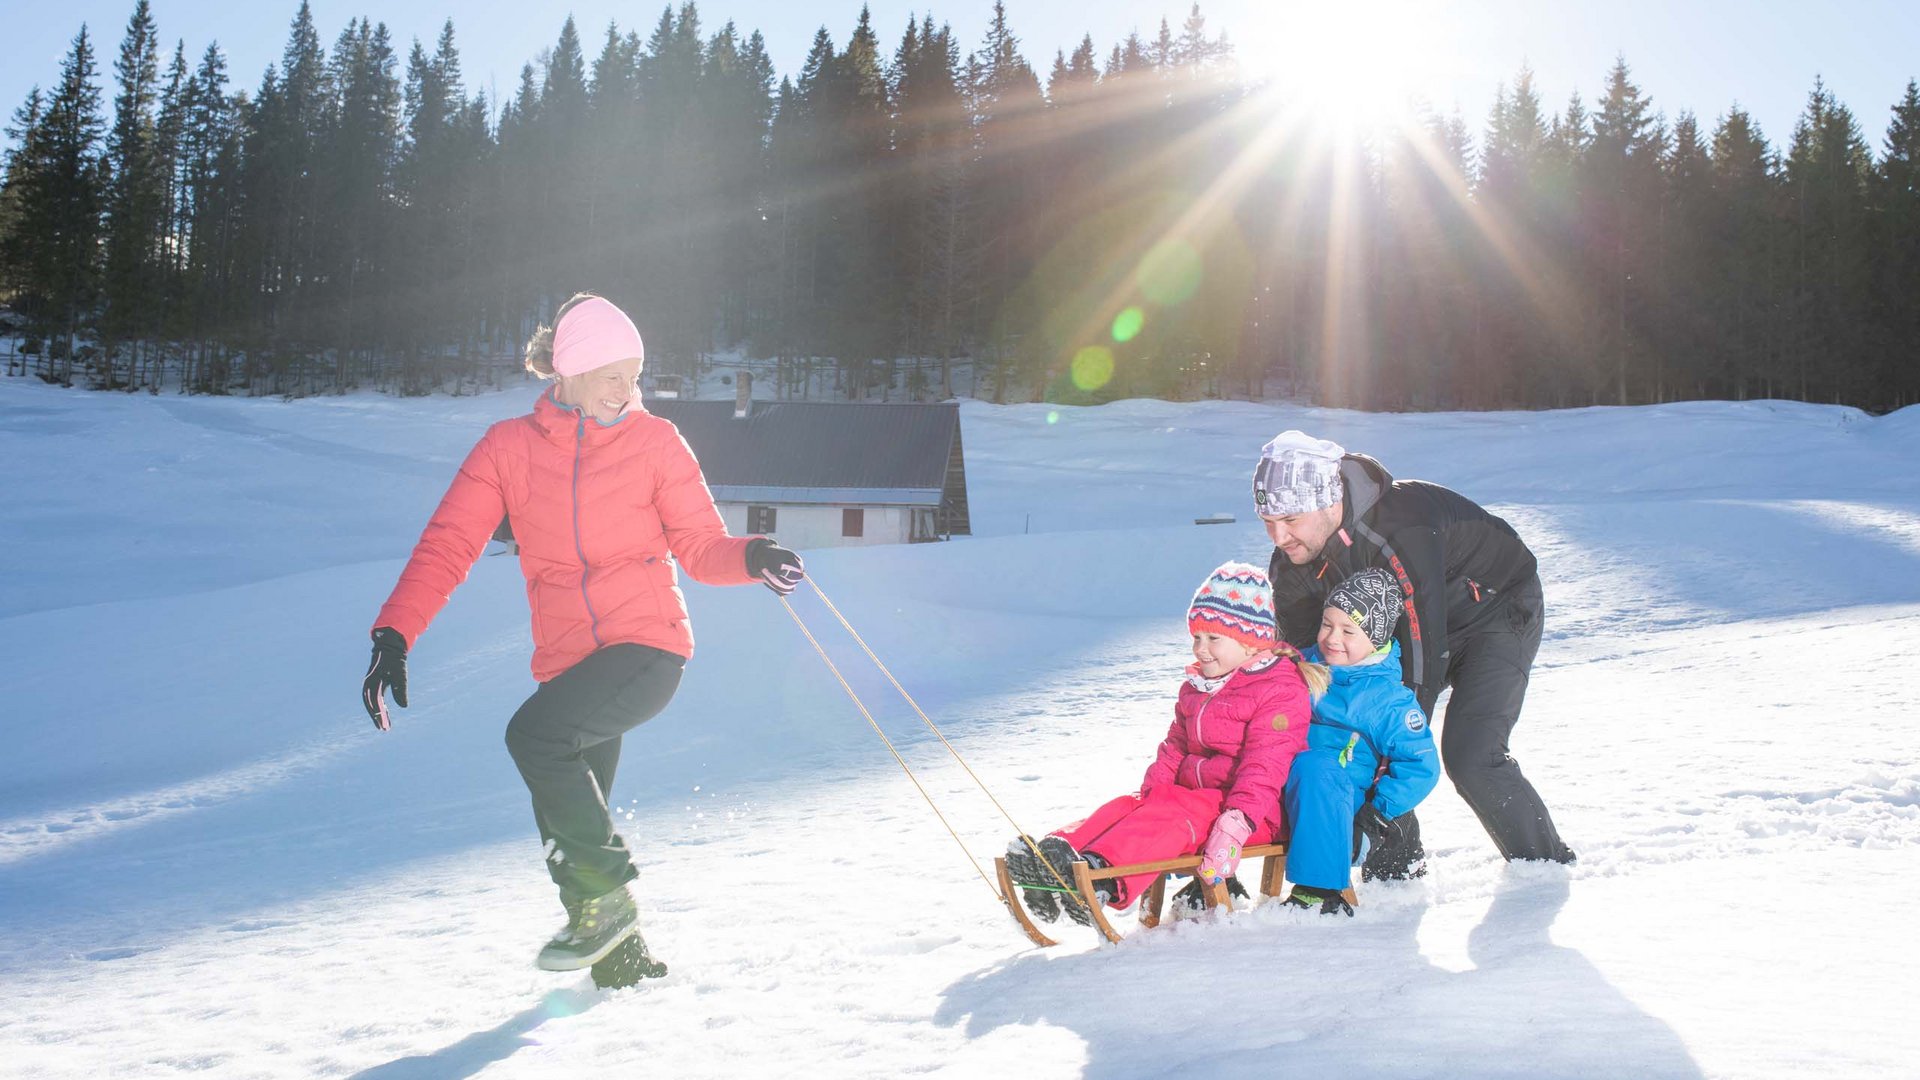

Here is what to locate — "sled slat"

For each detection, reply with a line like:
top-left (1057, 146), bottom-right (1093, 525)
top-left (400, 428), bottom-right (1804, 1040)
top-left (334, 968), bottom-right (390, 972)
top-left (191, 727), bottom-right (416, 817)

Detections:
top-left (1079, 843), bottom-right (1288, 882)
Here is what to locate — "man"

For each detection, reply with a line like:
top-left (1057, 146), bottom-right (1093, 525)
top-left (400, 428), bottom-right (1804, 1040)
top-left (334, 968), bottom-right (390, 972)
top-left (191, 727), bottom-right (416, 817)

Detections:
top-left (1253, 430), bottom-right (1574, 878)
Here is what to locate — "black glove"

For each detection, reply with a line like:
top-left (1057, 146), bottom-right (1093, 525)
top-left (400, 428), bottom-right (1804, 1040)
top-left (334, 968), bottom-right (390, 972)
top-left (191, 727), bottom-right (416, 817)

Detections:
top-left (745, 537), bottom-right (806, 597)
top-left (1356, 801), bottom-right (1402, 849)
top-left (361, 627), bottom-right (409, 731)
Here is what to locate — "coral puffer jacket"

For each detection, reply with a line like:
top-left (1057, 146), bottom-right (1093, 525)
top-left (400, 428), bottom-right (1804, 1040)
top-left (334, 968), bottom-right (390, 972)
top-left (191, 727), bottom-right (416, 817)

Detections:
top-left (374, 390), bottom-right (757, 681)
top-left (1141, 654), bottom-right (1312, 833)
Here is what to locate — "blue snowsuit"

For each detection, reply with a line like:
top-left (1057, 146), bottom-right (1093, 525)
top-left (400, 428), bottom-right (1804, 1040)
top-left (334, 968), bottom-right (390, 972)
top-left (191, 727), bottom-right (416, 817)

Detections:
top-left (1282, 642), bottom-right (1440, 892)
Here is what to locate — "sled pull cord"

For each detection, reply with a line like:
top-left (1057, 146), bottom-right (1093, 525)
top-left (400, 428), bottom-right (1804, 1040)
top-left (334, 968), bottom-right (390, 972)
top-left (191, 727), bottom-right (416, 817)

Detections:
top-left (790, 579), bottom-right (1078, 900)
top-left (777, 592), bottom-right (1005, 902)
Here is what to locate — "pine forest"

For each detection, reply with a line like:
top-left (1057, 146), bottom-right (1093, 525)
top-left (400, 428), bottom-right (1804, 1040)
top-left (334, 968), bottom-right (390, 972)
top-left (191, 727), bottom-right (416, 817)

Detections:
top-left (2, 0), bottom-right (1917, 411)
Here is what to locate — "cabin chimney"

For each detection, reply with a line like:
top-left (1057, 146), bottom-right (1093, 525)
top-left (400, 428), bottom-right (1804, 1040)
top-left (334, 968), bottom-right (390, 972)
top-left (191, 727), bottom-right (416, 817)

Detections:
top-left (734, 370), bottom-right (753, 419)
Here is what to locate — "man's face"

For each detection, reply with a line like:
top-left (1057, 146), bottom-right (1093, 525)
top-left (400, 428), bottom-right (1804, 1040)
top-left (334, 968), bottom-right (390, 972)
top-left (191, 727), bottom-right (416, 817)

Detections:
top-left (1262, 502), bottom-right (1343, 564)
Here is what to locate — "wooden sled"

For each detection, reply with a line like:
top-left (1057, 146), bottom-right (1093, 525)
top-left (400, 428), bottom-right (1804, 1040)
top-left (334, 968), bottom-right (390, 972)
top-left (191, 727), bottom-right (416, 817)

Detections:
top-left (994, 843), bottom-right (1358, 946)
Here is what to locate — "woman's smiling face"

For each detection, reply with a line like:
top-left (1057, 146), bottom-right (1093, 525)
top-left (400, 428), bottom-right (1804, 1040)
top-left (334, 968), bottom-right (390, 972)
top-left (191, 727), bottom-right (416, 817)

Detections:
top-left (556, 355), bottom-right (642, 424)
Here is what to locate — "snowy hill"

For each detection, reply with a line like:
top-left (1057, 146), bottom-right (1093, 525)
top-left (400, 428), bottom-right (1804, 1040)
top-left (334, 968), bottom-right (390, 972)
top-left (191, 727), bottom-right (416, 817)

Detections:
top-left (1, 378), bottom-right (1917, 1079)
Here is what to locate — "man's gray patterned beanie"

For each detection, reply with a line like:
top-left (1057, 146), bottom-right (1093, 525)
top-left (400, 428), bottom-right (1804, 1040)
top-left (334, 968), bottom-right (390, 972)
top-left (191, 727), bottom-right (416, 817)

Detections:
top-left (1253, 431), bottom-right (1346, 517)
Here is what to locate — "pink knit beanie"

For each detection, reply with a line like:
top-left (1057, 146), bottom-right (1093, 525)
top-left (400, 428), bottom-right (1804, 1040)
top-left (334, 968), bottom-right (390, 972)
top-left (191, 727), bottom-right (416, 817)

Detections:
top-left (552, 297), bottom-right (645, 377)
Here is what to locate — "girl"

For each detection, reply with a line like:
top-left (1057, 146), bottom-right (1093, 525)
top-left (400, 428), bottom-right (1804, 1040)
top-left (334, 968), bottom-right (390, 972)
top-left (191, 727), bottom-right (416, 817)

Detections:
top-left (1007, 562), bottom-right (1320, 925)
top-left (359, 293), bottom-right (805, 973)
top-left (1281, 567), bottom-right (1440, 915)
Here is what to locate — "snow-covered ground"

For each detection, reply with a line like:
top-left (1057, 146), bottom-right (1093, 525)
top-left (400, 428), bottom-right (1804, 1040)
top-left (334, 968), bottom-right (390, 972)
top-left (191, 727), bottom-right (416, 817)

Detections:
top-left (2, 378), bottom-right (1917, 1079)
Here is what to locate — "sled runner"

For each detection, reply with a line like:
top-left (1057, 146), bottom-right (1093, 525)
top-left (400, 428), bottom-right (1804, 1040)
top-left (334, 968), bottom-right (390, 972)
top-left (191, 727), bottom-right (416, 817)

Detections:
top-left (994, 843), bottom-right (1358, 946)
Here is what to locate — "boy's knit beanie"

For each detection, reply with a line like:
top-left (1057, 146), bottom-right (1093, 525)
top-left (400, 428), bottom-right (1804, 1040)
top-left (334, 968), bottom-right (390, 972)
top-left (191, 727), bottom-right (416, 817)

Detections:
top-left (1325, 567), bottom-right (1403, 649)
top-left (1188, 562), bottom-right (1276, 651)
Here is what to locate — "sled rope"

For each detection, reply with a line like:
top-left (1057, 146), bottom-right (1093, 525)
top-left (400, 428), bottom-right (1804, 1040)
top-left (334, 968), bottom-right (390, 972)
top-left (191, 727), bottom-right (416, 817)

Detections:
top-left (791, 580), bottom-right (1075, 876)
top-left (777, 593), bottom-right (1004, 901)
top-left (788, 579), bottom-right (1078, 899)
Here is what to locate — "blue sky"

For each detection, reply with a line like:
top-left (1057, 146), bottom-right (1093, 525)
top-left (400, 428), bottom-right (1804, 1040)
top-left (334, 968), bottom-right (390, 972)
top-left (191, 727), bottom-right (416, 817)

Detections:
top-left (6, 1), bottom-right (1918, 155)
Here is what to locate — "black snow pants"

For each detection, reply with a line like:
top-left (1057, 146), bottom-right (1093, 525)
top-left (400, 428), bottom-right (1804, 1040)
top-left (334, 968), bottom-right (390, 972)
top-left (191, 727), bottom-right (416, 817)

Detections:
top-left (1364, 574), bottom-right (1574, 876)
top-left (503, 643), bottom-right (685, 905)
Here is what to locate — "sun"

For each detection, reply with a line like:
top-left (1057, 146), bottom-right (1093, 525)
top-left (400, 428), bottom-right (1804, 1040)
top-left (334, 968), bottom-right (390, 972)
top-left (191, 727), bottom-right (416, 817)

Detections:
top-left (1239, 0), bottom-right (1442, 136)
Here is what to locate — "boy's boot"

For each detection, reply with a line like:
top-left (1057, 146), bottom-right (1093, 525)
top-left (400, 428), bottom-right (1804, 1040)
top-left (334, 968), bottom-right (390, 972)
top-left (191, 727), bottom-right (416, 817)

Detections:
top-left (1005, 835), bottom-right (1062, 924)
top-left (1037, 836), bottom-right (1113, 926)
top-left (1283, 884), bottom-right (1355, 917)
top-left (1170, 874), bottom-right (1249, 917)
top-left (537, 884), bottom-right (641, 971)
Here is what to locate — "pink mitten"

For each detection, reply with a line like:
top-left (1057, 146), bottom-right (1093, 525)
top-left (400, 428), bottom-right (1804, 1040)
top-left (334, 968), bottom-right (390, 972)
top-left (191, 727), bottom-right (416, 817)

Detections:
top-left (1198, 809), bottom-right (1253, 885)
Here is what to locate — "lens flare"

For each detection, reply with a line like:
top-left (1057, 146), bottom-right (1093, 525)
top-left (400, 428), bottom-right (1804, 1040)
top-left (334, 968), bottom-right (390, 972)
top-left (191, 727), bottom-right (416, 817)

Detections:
top-left (1111, 306), bottom-right (1145, 343)
top-left (1071, 347), bottom-right (1115, 391)
top-left (1046, 410), bottom-right (1060, 425)
top-left (1136, 240), bottom-right (1202, 306)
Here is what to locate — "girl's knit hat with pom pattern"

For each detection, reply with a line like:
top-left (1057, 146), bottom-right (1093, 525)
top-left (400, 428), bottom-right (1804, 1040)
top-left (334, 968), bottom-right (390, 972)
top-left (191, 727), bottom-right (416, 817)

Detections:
top-left (1187, 561), bottom-right (1275, 651)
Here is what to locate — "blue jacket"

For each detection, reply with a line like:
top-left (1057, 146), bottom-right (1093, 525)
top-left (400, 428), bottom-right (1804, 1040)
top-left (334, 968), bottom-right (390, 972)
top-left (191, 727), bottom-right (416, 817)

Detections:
top-left (1302, 642), bottom-right (1439, 818)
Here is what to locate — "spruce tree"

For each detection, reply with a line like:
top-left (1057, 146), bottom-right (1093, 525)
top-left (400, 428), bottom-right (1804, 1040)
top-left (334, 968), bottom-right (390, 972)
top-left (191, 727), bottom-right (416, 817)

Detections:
top-left (1661, 111), bottom-right (1715, 397)
top-left (1872, 80), bottom-right (1920, 406)
top-left (968, 1), bottom-right (1044, 400)
top-left (36, 26), bottom-right (109, 383)
top-left (1784, 77), bottom-right (1873, 402)
top-left (154, 41), bottom-right (191, 368)
top-left (0, 86), bottom-right (49, 359)
top-left (1709, 105), bottom-right (1781, 399)
top-left (179, 41), bottom-right (237, 387)
top-left (1584, 55), bottom-right (1665, 403)
top-left (102, 0), bottom-right (165, 386)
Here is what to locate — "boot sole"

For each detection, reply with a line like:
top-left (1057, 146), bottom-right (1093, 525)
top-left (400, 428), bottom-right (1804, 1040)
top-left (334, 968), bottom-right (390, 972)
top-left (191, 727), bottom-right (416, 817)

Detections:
top-left (591, 934), bottom-right (669, 988)
top-left (536, 920), bottom-right (640, 972)
top-left (1004, 847), bottom-right (1063, 923)
top-left (1037, 839), bottom-right (1096, 927)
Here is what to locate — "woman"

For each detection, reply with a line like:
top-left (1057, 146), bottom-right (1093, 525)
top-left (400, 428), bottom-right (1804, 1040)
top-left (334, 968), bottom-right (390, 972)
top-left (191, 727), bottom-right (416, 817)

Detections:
top-left (360, 292), bottom-right (804, 974)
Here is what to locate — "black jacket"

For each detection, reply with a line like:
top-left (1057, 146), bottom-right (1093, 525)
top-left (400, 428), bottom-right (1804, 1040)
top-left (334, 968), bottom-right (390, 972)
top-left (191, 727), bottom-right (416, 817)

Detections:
top-left (1267, 454), bottom-right (1538, 701)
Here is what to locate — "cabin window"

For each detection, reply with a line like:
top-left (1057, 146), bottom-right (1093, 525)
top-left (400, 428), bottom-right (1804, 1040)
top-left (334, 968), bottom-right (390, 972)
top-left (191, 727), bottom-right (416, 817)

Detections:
top-left (842, 508), bottom-right (865, 538)
top-left (748, 505), bottom-right (776, 533)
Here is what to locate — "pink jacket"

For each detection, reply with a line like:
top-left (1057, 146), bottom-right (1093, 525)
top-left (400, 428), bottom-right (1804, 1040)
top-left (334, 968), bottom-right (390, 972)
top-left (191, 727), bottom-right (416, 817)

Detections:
top-left (1141, 655), bottom-right (1312, 831)
top-left (374, 391), bottom-right (757, 681)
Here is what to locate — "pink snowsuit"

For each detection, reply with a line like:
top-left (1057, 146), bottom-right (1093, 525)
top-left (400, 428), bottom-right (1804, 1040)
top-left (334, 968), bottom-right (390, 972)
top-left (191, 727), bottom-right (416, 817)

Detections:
top-left (1054, 654), bottom-right (1312, 906)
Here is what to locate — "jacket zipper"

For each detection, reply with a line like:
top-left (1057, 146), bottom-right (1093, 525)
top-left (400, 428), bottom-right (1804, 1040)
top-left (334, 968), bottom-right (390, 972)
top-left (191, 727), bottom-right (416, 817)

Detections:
top-left (1189, 670), bottom-right (1234, 785)
top-left (572, 414), bottom-right (603, 646)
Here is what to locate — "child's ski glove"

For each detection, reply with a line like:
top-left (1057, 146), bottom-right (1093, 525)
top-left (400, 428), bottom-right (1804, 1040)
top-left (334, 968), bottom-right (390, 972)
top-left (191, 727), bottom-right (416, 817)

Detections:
top-left (361, 627), bottom-right (409, 731)
top-left (1356, 801), bottom-right (1402, 848)
top-left (1198, 809), bottom-right (1253, 885)
top-left (745, 537), bottom-right (806, 597)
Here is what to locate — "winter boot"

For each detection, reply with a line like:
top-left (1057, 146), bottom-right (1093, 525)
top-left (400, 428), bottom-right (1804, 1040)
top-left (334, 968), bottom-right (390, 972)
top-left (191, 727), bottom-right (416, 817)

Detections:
top-left (1037, 836), bottom-right (1111, 927)
top-left (1283, 884), bottom-right (1355, 917)
top-left (1005, 836), bottom-right (1063, 923)
top-left (590, 931), bottom-right (669, 989)
top-left (1169, 874), bottom-right (1249, 918)
top-left (537, 884), bottom-right (640, 971)
top-left (1360, 824), bottom-right (1427, 882)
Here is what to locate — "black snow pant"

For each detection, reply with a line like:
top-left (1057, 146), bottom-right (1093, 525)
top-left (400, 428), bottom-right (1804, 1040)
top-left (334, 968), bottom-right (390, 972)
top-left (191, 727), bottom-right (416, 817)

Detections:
top-left (1363, 574), bottom-right (1574, 877)
top-left (503, 643), bottom-right (685, 905)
